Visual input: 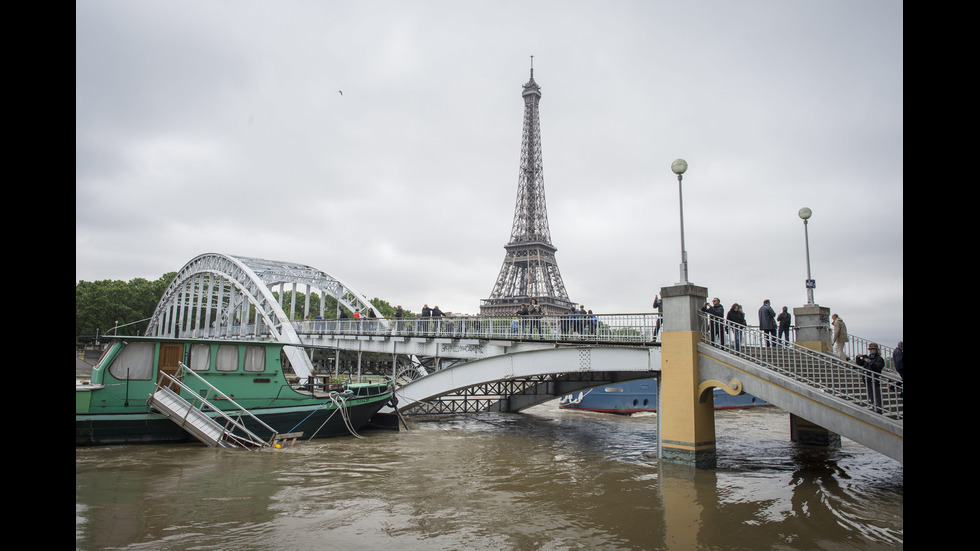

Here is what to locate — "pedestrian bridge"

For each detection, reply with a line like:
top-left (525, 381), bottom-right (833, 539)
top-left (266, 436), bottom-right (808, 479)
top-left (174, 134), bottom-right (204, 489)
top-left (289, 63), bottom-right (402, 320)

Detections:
top-left (356, 316), bottom-right (902, 464)
top-left (144, 253), bottom-right (903, 464)
top-left (242, 314), bottom-right (905, 464)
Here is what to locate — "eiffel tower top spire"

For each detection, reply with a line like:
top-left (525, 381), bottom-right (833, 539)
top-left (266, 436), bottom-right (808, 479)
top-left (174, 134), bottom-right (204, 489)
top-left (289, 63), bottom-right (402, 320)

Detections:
top-left (480, 61), bottom-right (575, 316)
top-left (509, 57), bottom-right (550, 246)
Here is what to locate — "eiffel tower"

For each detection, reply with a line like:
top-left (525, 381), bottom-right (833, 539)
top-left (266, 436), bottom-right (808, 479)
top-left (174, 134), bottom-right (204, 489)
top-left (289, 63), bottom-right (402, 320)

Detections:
top-left (480, 60), bottom-right (576, 316)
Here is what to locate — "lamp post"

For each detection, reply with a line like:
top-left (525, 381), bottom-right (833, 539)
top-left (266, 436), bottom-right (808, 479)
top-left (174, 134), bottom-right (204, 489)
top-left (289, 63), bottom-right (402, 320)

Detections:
top-left (672, 159), bottom-right (689, 283)
top-left (798, 207), bottom-right (815, 305)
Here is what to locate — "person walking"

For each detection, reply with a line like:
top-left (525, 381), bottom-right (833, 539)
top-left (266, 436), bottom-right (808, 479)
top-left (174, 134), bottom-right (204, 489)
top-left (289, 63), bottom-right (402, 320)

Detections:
top-left (727, 303), bottom-right (746, 352)
top-left (856, 343), bottom-right (885, 413)
top-left (831, 313), bottom-right (848, 360)
top-left (777, 307), bottom-right (792, 344)
top-left (758, 300), bottom-right (777, 347)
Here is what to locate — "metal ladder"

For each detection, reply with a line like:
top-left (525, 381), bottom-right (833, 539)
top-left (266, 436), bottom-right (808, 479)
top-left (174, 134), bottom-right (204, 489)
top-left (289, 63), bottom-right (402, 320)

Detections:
top-left (147, 363), bottom-right (279, 449)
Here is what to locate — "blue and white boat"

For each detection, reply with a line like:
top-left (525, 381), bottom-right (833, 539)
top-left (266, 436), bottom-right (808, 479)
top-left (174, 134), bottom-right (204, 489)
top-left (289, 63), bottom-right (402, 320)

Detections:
top-left (558, 378), bottom-right (769, 414)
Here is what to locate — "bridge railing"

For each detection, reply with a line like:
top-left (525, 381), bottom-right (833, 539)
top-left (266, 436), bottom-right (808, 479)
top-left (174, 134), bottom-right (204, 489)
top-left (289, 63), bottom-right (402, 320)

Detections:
top-left (698, 311), bottom-right (903, 419)
top-left (290, 313), bottom-right (662, 344)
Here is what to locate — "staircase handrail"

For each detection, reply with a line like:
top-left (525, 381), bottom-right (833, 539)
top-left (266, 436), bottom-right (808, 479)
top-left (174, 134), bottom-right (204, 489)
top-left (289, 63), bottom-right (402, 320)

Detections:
top-left (698, 311), bottom-right (903, 419)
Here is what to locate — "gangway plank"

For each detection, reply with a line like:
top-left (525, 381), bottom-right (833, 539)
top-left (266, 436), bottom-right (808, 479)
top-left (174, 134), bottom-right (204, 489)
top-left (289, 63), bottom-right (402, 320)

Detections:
top-left (146, 365), bottom-right (279, 449)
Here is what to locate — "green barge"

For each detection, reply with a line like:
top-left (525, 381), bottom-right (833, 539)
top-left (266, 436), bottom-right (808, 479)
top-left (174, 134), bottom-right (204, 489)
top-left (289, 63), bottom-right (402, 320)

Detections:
top-left (76, 336), bottom-right (393, 446)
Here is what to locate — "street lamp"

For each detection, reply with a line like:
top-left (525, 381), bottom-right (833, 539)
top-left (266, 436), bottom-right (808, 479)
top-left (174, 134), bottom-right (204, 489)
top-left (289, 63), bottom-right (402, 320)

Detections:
top-left (672, 159), bottom-right (689, 283)
top-left (798, 207), bottom-right (815, 305)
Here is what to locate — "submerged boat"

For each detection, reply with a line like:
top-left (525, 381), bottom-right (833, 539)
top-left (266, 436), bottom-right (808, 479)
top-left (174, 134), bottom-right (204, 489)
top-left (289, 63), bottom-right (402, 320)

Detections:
top-left (76, 336), bottom-right (394, 447)
top-left (558, 378), bottom-right (770, 414)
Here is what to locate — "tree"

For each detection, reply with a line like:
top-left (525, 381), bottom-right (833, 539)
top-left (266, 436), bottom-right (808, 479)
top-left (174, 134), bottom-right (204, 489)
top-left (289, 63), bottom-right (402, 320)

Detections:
top-left (75, 272), bottom-right (175, 344)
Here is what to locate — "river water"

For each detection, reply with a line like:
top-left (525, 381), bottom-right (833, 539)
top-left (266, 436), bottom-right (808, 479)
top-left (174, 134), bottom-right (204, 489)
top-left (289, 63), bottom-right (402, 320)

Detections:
top-left (75, 405), bottom-right (903, 550)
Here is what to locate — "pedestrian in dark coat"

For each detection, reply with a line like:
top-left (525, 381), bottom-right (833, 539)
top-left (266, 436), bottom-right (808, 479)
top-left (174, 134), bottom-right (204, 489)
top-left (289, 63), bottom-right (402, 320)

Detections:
top-left (777, 307), bottom-right (792, 344)
top-left (759, 300), bottom-right (777, 347)
top-left (727, 303), bottom-right (746, 351)
top-left (892, 341), bottom-right (903, 380)
top-left (856, 343), bottom-right (885, 413)
top-left (702, 298), bottom-right (725, 345)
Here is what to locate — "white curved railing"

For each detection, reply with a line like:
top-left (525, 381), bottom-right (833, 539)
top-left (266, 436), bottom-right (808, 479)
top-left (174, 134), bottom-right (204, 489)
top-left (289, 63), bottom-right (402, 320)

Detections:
top-left (167, 313), bottom-right (662, 343)
top-left (291, 313), bottom-right (661, 344)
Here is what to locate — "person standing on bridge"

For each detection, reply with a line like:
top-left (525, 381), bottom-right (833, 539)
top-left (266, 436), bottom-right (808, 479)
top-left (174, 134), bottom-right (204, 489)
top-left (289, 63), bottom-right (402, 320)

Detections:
top-left (777, 307), bottom-right (792, 345)
top-left (652, 295), bottom-right (663, 341)
top-left (515, 303), bottom-right (530, 335)
top-left (702, 298), bottom-right (725, 345)
top-left (831, 313), bottom-right (848, 360)
top-left (366, 308), bottom-right (377, 334)
top-left (892, 341), bottom-right (903, 380)
top-left (758, 300), bottom-right (777, 347)
top-left (421, 304), bottom-right (431, 334)
top-left (529, 299), bottom-right (542, 337)
top-left (394, 305), bottom-right (404, 334)
top-left (727, 303), bottom-right (746, 352)
top-left (337, 308), bottom-right (348, 332)
top-left (431, 305), bottom-right (445, 335)
top-left (856, 343), bottom-right (885, 413)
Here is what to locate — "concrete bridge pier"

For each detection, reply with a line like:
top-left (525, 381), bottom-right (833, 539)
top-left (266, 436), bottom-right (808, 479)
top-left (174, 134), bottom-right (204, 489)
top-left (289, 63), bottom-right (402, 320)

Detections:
top-left (789, 305), bottom-right (840, 448)
top-left (658, 283), bottom-right (716, 469)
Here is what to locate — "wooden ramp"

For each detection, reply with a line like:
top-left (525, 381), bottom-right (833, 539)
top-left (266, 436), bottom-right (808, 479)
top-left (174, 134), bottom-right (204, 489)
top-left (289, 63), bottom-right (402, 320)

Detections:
top-left (147, 365), bottom-right (280, 449)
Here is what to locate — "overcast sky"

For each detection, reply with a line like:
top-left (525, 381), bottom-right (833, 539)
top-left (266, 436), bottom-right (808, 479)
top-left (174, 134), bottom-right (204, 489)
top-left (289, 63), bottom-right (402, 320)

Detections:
top-left (76, 1), bottom-right (903, 347)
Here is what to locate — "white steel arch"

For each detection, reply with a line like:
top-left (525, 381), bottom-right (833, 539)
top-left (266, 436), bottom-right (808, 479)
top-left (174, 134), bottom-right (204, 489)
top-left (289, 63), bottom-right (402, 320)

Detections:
top-left (145, 253), bottom-right (386, 380)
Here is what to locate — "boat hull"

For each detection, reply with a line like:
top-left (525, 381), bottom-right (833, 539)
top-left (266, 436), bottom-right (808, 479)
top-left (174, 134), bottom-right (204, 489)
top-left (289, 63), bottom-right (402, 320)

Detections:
top-left (558, 378), bottom-right (770, 415)
top-left (75, 397), bottom-right (391, 446)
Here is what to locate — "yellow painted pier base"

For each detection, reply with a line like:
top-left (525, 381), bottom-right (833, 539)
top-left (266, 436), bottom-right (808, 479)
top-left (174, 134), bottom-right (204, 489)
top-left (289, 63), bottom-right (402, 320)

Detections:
top-left (660, 330), bottom-right (716, 469)
top-left (658, 282), bottom-right (717, 469)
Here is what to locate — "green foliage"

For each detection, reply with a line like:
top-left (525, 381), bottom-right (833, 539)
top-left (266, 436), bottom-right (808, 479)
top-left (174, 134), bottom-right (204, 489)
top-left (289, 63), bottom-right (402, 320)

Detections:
top-left (75, 272), bottom-right (175, 343)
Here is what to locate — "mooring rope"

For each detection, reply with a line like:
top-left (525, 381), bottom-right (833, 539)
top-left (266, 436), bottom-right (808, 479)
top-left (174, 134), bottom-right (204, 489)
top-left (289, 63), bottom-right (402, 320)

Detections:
top-left (307, 392), bottom-right (364, 439)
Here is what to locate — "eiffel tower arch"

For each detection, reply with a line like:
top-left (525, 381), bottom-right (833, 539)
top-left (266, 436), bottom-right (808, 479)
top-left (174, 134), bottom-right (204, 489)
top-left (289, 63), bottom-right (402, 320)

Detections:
top-left (481, 61), bottom-right (577, 317)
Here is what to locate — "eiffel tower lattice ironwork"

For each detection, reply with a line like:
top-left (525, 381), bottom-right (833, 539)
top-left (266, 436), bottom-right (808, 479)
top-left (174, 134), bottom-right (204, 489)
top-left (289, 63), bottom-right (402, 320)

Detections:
top-left (480, 62), bottom-right (576, 317)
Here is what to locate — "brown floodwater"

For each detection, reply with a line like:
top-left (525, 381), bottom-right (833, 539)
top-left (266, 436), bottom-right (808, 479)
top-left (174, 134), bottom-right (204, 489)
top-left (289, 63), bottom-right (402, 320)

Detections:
top-left (75, 405), bottom-right (902, 550)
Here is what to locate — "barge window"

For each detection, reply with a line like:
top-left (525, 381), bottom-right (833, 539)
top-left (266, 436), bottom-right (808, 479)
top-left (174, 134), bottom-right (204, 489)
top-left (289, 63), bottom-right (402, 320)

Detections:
top-left (244, 346), bottom-right (265, 372)
top-left (188, 344), bottom-right (211, 371)
top-left (216, 345), bottom-right (239, 371)
top-left (108, 342), bottom-right (154, 380)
